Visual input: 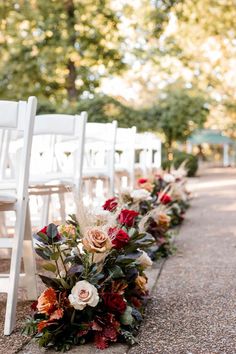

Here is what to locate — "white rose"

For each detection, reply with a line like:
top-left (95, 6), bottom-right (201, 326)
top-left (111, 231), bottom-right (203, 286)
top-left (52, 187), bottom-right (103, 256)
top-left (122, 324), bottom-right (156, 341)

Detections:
top-left (163, 173), bottom-right (175, 183)
top-left (131, 189), bottom-right (151, 202)
top-left (60, 244), bottom-right (68, 251)
top-left (68, 280), bottom-right (99, 310)
top-left (137, 250), bottom-right (153, 268)
top-left (71, 242), bottom-right (85, 257)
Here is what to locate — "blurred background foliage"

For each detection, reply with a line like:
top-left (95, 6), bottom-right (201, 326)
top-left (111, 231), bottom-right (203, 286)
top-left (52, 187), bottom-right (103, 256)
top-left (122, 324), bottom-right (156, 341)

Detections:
top-left (1, 0), bottom-right (236, 157)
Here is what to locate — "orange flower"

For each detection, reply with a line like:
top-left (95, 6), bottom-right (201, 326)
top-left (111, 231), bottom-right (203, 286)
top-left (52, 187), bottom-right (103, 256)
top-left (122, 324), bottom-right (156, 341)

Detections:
top-left (111, 280), bottom-right (128, 295)
top-left (37, 288), bottom-right (57, 315)
top-left (135, 275), bottom-right (148, 294)
top-left (37, 303), bottom-right (64, 332)
top-left (157, 212), bottom-right (171, 229)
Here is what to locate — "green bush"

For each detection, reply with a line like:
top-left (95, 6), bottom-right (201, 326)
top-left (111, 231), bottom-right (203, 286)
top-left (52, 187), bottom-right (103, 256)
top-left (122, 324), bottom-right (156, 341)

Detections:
top-left (162, 151), bottom-right (198, 177)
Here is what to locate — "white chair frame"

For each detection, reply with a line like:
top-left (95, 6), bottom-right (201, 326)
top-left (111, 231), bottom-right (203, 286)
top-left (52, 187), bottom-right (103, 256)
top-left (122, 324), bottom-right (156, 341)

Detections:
top-left (0, 97), bottom-right (38, 335)
top-left (82, 121), bottom-right (117, 198)
top-left (115, 126), bottom-right (137, 190)
top-left (29, 113), bottom-right (87, 225)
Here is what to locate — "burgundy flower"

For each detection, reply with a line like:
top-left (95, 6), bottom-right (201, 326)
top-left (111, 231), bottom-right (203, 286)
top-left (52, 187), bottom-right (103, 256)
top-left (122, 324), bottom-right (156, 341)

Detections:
top-left (108, 227), bottom-right (129, 249)
top-left (158, 193), bottom-right (172, 205)
top-left (102, 293), bottom-right (127, 314)
top-left (102, 197), bottom-right (118, 212)
top-left (138, 178), bottom-right (148, 184)
top-left (94, 314), bottom-right (120, 349)
top-left (118, 209), bottom-right (139, 227)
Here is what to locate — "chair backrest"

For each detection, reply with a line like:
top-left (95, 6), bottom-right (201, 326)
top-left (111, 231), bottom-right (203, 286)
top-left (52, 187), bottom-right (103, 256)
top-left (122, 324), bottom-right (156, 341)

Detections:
top-left (32, 112), bottom-right (87, 191)
top-left (0, 97), bottom-right (37, 200)
top-left (84, 121), bottom-right (117, 170)
top-left (115, 126), bottom-right (137, 187)
top-left (83, 121), bottom-right (117, 195)
top-left (135, 132), bottom-right (162, 173)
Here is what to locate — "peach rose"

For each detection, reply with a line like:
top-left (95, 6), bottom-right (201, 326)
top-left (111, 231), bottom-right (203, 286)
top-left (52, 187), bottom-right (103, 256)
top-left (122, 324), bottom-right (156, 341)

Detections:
top-left (156, 211), bottom-right (171, 229)
top-left (82, 227), bottom-right (112, 253)
top-left (141, 182), bottom-right (154, 192)
top-left (137, 250), bottom-right (153, 268)
top-left (68, 280), bottom-right (99, 310)
top-left (135, 275), bottom-right (148, 293)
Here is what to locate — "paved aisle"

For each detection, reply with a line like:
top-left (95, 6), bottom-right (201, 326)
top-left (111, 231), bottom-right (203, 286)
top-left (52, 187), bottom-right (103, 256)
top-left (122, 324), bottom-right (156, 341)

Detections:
top-left (129, 168), bottom-right (236, 354)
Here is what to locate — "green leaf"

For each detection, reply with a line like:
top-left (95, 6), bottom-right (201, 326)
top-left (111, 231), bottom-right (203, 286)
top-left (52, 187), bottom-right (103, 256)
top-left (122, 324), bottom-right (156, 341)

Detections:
top-left (38, 274), bottom-right (61, 290)
top-left (108, 265), bottom-right (124, 279)
top-left (35, 247), bottom-right (51, 261)
top-left (116, 251), bottom-right (142, 265)
top-left (42, 263), bottom-right (57, 273)
top-left (47, 223), bottom-right (58, 239)
top-left (120, 306), bottom-right (134, 325)
top-left (50, 251), bottom-right (60, 261)
top-left (60, 278), bottom-right (71, 289)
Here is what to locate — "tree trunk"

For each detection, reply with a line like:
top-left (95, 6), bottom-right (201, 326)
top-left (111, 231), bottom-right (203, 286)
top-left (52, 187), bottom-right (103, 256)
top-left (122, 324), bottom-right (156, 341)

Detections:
top-left (166, 139), bottom-right (173, 172)
top-left (67, 59), bottom-right (77, 101)
top-left (65, 0), bottom-right (77, 102)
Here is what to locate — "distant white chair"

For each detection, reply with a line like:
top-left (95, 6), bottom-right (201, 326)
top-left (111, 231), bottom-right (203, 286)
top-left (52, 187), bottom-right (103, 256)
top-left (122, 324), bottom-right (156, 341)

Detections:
top-left (82, 121), bottom-right (117, 200)
top-left (115, 126), bottom-right (137, 190)
top-left (0, 97), bottom-right (38, 335)
top-left (135, 132), bottom-right (162, 177)
top-left (29, 113), bottom-right (87, 225)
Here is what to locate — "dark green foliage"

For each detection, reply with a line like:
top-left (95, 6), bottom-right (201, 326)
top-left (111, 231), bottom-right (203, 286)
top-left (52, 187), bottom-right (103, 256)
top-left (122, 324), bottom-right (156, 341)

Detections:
top-left (147, 86), bottom-right (209, 149)
top-left (173, 151), bottom-right (198, 177)
top-left (162, 151), bottom-right (198, 177)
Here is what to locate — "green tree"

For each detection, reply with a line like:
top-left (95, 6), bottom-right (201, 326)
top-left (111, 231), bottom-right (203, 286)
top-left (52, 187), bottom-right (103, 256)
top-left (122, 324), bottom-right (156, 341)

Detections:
top-left (148, 86), bottom-right (209, 158)
top-left (0, 0), bottom-right (125, 108)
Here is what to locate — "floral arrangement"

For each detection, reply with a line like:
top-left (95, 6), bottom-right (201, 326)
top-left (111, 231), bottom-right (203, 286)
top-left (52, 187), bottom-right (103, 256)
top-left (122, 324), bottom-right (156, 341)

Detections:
top-left (23, 169), bottom-right (190, 351)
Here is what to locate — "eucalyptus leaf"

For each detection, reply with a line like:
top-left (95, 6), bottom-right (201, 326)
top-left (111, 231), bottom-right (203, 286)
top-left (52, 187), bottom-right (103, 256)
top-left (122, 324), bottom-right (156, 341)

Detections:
top-left (120, 306), bottom-right (134, 325)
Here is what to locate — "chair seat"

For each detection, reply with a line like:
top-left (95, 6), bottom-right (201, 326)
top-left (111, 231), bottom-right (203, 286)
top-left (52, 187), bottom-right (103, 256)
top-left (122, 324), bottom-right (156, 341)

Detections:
top-left (115, 166), bottom-right (129, 173)
top-left (29, 173), bottom-right (74, 188)
top-left (0, 192), bottom-right (17, 204)
top-left (82, 168), bottom-right (109, 179)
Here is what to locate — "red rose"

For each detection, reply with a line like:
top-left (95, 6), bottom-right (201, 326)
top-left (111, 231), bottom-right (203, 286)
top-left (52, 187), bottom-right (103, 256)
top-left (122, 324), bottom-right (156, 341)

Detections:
top-left (108, 227), bottom-right (129, 249)
top-left (102, 197), bottom-right (118, 212)
top-left (38, 224), bottom-right (61, 242)
top-left (118, 209), bottom-right (139, 227)
top-left (138, 178), bottom-right (148, 184)
top-left (39, 226), bottom-right (47, 234)
top-left (102, 293), bottom-right (127, 314)
top-left (158, 193), bottom-right (172, 204)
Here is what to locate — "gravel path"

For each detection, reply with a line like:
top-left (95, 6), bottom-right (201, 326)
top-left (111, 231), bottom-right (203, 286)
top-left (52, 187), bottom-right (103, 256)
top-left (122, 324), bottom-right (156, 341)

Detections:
top-left (129, 168), bottom-right (236, 354)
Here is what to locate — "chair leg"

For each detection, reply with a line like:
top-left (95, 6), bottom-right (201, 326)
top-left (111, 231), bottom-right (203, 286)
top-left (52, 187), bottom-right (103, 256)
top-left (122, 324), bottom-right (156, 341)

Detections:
top-left (23, 204), bottom-right (38, 300)
top-left (41, 194), bottom-right (50, 226)
top-left (58, 193), bottom-right (66, 222)
top-left (0, 211), bottom-right (7, 236)
top-left (4, 201), bottom-right (27, 335)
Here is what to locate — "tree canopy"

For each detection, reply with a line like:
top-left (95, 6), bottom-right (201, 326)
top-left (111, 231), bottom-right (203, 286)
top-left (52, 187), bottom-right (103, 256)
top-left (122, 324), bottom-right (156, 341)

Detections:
top-left (0, 0), bottom-right (125, 108)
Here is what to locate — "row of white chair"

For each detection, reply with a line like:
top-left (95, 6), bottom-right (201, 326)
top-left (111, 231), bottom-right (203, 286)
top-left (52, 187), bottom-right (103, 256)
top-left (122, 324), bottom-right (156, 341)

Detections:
top-left (0, 97), bottom-right (162, 335)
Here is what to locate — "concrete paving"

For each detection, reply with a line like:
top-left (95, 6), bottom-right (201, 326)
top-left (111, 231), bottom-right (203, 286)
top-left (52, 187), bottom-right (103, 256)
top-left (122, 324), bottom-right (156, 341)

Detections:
top-left (129, 168), bottom-right (236, 354)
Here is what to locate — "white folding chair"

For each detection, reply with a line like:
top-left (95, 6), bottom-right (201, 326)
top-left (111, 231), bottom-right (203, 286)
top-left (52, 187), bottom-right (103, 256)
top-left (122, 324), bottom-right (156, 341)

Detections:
top-left (82, 121), bottom-right (117, 200)
top-left (135, 132), bottom-right (162, 177)
top-left (0, 97), bottom-right (38, 335)
top-left (115, 126), bottom-right (137, 190)
top-left (28, 113), bottom-right (87, 225)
